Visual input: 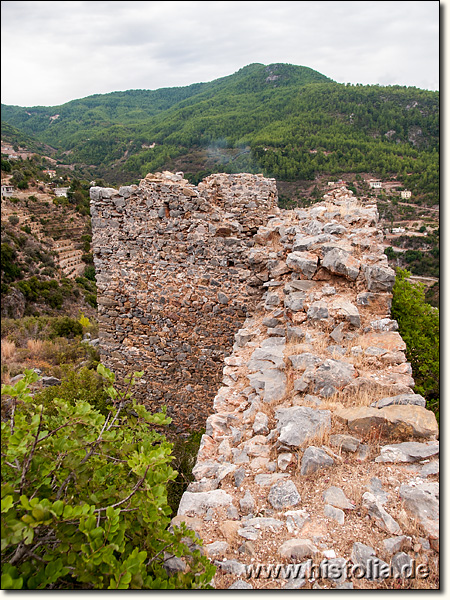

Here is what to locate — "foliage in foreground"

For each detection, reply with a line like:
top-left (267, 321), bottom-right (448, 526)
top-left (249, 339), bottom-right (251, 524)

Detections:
top-left (1, 366), bottom-right (214, 589)
top-left (391, 268), bottom-right (439, 418)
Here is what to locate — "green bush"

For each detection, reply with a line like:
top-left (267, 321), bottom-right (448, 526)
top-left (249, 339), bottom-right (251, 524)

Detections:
top-left (83, 265), bottom-right (96, 281)
top-left (167, 431), bottom-right (204, 516)
top-left (49, 316), bottom-right (83, 339)
top-left (15, 277), bottom-right (68, 310)
top-left (84, 293), bottom-right (97, 308)
top-left (384, 246), bottom-right (396, 261)
top-left (391, 268), bottom-right (439, 418)
top-left (35, 366), bottom-right (107, 415)
top-left (8, 215), bottom-right (19, 226)
top-left (1, 243), bottom-right (22, 283)
top-left (1, 366), bottom-right (215, 589)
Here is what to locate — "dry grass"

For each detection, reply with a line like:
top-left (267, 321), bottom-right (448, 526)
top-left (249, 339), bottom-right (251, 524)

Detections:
top-left (331, 387), bottom-right (377, 409)
top-left (1, 340), bottom-right (16, 362)
top-left (26, 338), bottom-right (44, 358)
top-left (309, 332), bottom-right (331, 356)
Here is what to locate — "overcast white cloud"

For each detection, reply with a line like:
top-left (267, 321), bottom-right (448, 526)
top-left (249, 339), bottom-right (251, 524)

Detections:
top-left (1, 0), bottom-right (441, 107)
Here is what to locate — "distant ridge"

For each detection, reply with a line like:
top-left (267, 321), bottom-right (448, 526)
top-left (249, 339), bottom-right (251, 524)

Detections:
top-left (1, 62), bottom-right (438, 200)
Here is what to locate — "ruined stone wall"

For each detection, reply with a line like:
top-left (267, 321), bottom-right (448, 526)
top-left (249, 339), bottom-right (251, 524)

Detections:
top-left (90, 172), bottom-right (279, 431)
top-left (91, 174), bottom-right (439, 589)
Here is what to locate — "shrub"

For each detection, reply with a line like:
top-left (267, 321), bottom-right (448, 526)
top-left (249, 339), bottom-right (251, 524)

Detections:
top-left (84, 293), bottom-right (97, 308)
top-left (83, 265), bottom-right (96, 281)
top-left (391, 268), bottom-right (439, 418)
top-left (167, 431), bottom-right (204, 516)
top-left (8, 215), bottom-right (19, 226)
top-left (1, 366), bottom-right (215, 589)
top-left (34, 366), bottom-right (109, 415)
top-left (15, 278), bottom-right (67, 310)
top-left (384, 246), bottom-right (396, 261)
top-left (49, 316), bottom-right (83, 339)
top-left (1, 243), bottom-right (22, 283)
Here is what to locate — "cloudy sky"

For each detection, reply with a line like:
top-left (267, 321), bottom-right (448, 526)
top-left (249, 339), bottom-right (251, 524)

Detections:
top-left (1, 1), bottom-right (441, 107)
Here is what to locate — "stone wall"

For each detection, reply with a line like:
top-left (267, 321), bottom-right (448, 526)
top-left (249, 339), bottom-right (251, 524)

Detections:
top-left (90, 172), bottom-right (279, 432)
top-left (91, 174), bottom-right (439, 588)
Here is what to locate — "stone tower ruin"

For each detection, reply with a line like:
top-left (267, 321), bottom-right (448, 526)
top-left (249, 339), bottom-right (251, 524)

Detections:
top-left (90, 172), bottom-right (279, 432)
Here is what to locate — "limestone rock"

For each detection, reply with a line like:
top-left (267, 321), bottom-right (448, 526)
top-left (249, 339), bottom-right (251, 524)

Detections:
top-left (235, 328), bottom-right (256, 347)
top-left (240, 490), bottom-right (255, 514)
top-left (391, 552), bottom-right (415, 578)
top-left (375, 441), bottom-right (439, 463)
top-left (276, 406), bottom-right (331, 447)
top-left (247, 346), bottom-right (285, 371)
top-left (252, 411), bottom-right (269, 434)
top-left (269, 260), bottom-right (290, 278)
top-left (248, 369), bottom-right (287, 403)
top-left (307, 300), bottom-right (329, 321)
top-left (351, 542), bottom-right (375, 565)
top-left (301, 446), bottom-right (334, 475)
top-left (279, 538), bottom-right (319, 561)
top-left (286, 251), bottom-right (319, 279)
top-left (324, 504), bottom-right (345, 525)
top-left (335, 405), bottom-right (439, 440)
top-left (234, 467), bottom-right (246, 488)
top-left (382, 536), bottom-right (411, 556)
top-left (215, 559), bottom-right (246, 576)
top-left (312, 359), bottom-right (356, 397)
top-left (205, 541), bottom-right (230, 558)
top-left (419, 460), bottom-right (439, 478)
top-left (177, 489), bottom-right (234, 516)
top-left (361, 331), bottom-right (406, 352)
top-left (330, 322), bottom-right (346, 343)
top-left (286, 325), bottom-right (305, 342)
top-left (268, 479), bottom-right (301, 509)
top-left (293, 234), bottom-right (331, 252)
top-left (322, 247), bottom-right (360, 280)
top-left (263, 316), bottom-right (281, 328)
top-left (163, 554), bottom-right (187, 576)
top-left (285, 509), bottom-right (311, 532)
top-left (284, 292), bottom-right (306, 312)
top-left (237, 525), bottom-right (260, 540)
top-left (362, 492), bottom-right (401, 534)
top-left (371, 393), bottom-right (426, 409)
top-left (399, 482), bottom-right (439, 522)
top-left (363, 264), bottom-right (396, 292)
top-left (323, 486), bottom-right (355, 510)
top-left (228, 580), bottom-right (253, 589)
top-left (329, 434), bottom-right (361, 453)
top-left (330, 299), bottom-right (361, 327)
top-left (186, 479), bottom-right (219, 493)
top-left (366, 477), bottom-right (389, 505)
top-left (370, 318), bottom-right (398, 332)
top-left (254, 473), bottom-right (290, 487)
top-left (289, 352), bottom-right (322, 371)
top-left (278, 452), bottom-right (293, 471)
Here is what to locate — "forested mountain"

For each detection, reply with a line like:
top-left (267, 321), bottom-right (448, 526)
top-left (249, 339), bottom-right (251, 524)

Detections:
top-left (1, 63), bottom-right (439, 205)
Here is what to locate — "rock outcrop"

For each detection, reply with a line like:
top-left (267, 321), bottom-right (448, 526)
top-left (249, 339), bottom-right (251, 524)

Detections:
top-left (91, 174), bottom-right (439, 589)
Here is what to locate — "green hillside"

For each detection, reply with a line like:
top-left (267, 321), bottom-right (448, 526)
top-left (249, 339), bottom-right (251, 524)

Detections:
top-left (1, 63), bottom-right (438, 203)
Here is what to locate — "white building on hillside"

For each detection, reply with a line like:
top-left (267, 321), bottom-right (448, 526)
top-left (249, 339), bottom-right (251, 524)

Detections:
top-left (368, 179), bottom-right (382, 189)
top-left (1, 184), bottom-right (15, 197)
top-left (54, 187), bottom-right (70, 197)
